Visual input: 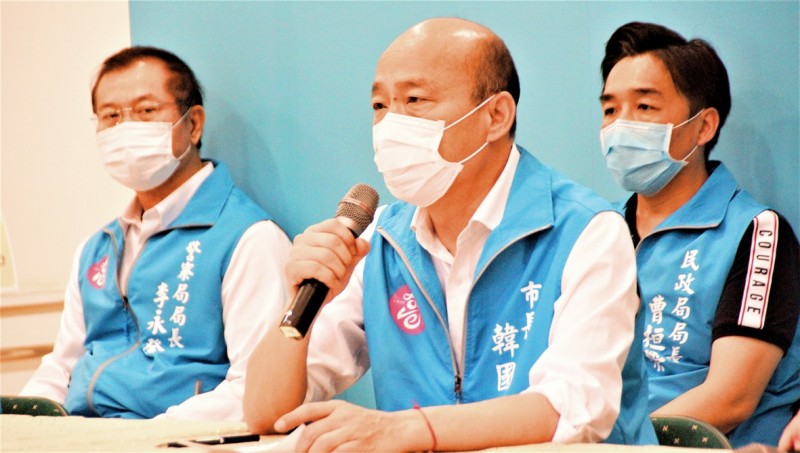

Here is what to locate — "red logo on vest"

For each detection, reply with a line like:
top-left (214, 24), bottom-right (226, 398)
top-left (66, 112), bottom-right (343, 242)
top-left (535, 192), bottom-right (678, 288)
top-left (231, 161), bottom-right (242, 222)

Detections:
top-left (389, 284), bottom-right (425, 334)
top-left (87, 256), bottom-right (109, 289)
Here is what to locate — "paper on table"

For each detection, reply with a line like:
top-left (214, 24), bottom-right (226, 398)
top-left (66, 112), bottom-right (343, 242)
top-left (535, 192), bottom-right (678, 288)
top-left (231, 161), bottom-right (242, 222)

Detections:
top-left (231, 424), bottom-right (304, 452)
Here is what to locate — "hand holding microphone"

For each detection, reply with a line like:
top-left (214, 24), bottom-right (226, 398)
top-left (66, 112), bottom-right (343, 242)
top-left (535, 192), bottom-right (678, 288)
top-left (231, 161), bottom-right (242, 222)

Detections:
top-left (280, 184), bottom-right (379, 339)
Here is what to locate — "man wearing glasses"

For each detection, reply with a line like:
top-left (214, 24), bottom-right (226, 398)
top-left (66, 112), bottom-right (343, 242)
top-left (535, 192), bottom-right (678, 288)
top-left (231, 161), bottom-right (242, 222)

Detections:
top-left (19, 47), bottom-right (291, 420)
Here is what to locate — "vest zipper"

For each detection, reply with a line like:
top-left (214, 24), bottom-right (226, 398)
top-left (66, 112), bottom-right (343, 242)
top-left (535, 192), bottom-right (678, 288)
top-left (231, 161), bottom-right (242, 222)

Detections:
top-left (378, 227), bottom-right (463, 403)
top-left (454, 374), bottom-right (463, 401)
top-left (87, 228), bottom-right (142, 416)
top-left (86, 223), bottom-right (212, 415)
top-left (459, 225), bottom-right (551, 398)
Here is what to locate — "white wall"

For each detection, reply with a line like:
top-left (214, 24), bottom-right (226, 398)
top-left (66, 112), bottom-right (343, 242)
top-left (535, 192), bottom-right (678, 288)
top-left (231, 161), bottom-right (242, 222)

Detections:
top-left (1, 1), bottom-right (131, 394)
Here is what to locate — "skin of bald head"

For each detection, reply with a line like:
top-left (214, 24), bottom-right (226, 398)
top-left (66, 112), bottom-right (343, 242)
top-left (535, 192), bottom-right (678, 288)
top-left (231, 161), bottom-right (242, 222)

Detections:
top-left (376, 18), bottom-right (518, 138)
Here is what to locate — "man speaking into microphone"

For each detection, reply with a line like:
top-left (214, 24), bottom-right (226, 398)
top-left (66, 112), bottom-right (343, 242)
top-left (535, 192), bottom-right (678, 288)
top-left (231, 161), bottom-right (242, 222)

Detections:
top-left (244, 17), bottom-right (656, 450)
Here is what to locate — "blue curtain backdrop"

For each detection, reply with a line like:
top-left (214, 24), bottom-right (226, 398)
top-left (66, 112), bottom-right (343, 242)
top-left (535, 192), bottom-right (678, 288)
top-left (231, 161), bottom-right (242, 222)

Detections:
top-left (129, 0), bottom-right (800, 407)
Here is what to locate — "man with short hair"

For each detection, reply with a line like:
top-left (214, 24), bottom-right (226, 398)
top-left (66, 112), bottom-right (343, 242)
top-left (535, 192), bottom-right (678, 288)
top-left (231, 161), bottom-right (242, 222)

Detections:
top-left (244, 18), bottom-right (655, 450)
top-left (599, 22), bottom-right (800, 447)
top-left (20, 46), bottom-right (291, 420)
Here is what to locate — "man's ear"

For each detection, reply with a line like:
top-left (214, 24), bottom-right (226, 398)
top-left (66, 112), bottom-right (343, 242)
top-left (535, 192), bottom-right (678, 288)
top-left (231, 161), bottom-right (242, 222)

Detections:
top-left (188, 105), bottom-right (206, 146)
top-left (486, 91), bottom-right (516, 142)
top-left (696, 107), bottom-right (720, 148)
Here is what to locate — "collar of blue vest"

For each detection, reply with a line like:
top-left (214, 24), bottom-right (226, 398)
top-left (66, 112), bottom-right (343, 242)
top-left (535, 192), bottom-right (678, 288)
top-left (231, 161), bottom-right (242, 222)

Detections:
top-left (496, 146), bottom-right (556, 237)
top-left (166, 159), bottom-right (235, 229)
top-left (649, 160), bottom-right (739, 231)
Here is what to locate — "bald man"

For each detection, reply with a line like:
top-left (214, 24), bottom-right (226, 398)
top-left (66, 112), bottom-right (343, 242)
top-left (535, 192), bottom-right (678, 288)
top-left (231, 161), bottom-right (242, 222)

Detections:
top-left (244, 18), bottom-right (656, 450)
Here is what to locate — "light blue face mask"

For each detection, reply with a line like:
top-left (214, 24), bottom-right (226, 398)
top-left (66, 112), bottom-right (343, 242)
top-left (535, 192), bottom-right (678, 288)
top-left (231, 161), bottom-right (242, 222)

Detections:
top-left (600, 110), bottom-right (702, 196)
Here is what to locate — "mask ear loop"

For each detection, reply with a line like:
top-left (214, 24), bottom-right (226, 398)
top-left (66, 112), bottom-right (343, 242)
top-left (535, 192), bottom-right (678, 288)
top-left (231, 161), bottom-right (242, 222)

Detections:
top-left (457, 142), bottom-right (490, 165)
top-left (172, 106), bottom-right (195, 160)
top-left (444, 95), bottom-right (496, 165)
top-left (679, 145), bottom-right (699, 163)
top-left (672, 108), bottom-right (704, 162)
top-left (444, 94), bottom-right (496, 131)
top-left (673, 108), bottom-right (704, 129)
top-left (171, 106), bottom-right (193, 129)
top-left (174, 142), bottom-right (194, 161)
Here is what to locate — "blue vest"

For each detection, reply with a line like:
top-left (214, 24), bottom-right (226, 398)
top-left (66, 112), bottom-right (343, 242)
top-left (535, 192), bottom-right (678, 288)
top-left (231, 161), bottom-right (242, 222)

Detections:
top-left (66, 162), bottom-right (271, 418)
top-left (362, 149), bottom-right (656, 444)
top-left (630, 162), bottom-right (800, 447)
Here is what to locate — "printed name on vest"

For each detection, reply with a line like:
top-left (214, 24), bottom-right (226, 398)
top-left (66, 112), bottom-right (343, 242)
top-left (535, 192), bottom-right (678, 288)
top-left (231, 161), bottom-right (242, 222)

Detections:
top-left (87, 255), bottom-right (109, 289)
top-left (389, 284), bottom-right (425, 335)
top-left (738, 211), bottom-right (779, 329)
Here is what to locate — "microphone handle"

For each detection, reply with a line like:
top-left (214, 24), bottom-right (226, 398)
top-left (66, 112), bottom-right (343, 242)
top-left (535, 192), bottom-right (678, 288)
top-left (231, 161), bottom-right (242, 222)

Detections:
top-left (279, 279), bottom-right (330, 340)
top-left (280, 223), bottom-right (361, 340)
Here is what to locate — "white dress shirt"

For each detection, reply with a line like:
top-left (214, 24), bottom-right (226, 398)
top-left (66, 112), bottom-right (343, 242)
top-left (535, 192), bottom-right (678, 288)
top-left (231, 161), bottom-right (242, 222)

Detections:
top-left (21, 162), bottom-right (292, 421)
top-left (304, 144), bottom-right (640, 442)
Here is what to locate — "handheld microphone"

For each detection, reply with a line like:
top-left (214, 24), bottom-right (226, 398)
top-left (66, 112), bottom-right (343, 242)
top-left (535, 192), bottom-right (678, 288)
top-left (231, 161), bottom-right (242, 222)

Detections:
top-left (280, 184), bottom-right (380, 340)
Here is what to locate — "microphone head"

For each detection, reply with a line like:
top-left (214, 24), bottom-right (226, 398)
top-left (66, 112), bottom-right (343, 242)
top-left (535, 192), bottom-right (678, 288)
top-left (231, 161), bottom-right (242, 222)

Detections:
top-left (336, 184), bottom-right (379, 236)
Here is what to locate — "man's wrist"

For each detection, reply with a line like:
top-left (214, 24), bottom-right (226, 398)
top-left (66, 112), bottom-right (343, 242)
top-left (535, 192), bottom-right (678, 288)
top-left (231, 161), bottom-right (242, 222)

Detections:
top-left (391, 408), bottom-right (439, 452)
top-left (413, 404), bottom-right (437, 451)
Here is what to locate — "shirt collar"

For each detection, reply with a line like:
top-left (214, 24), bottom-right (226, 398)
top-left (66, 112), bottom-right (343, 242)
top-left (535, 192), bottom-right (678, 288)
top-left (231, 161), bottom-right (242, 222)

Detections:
top-left (471, 143), bottom-right (520, 231)
top-left (119, 162), bottom-right (215, 231)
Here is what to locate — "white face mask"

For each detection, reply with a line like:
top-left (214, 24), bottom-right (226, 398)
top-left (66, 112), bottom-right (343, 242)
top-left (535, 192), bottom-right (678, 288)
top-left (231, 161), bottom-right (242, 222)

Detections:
top-left (600, 110), bottom-right (702, 196)
top-left (373, 95), bottom-right (494, 207)
top-left (96, 111), bottom-right (191, 192)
